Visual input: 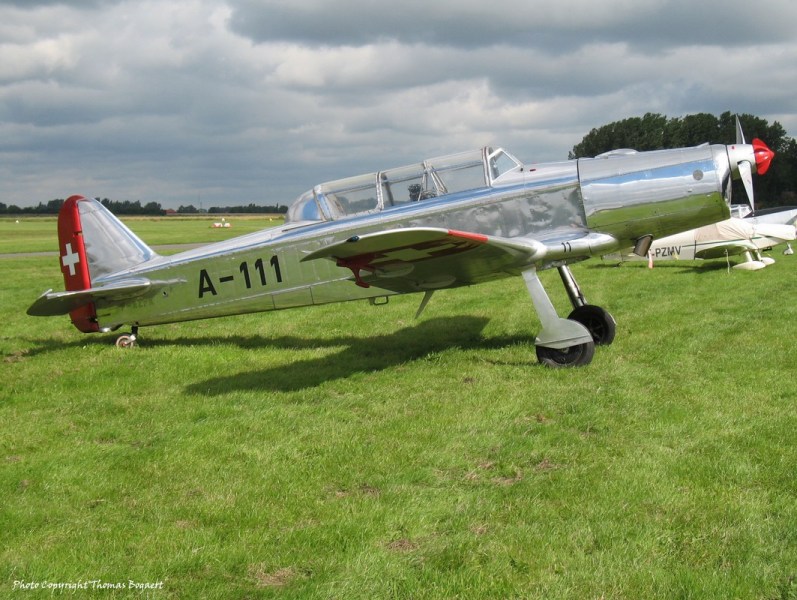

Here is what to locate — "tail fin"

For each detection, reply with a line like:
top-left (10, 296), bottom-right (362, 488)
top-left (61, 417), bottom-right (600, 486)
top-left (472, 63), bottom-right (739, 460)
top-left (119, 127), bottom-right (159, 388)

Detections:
top-left (57, 195), bottom-right (158, 332)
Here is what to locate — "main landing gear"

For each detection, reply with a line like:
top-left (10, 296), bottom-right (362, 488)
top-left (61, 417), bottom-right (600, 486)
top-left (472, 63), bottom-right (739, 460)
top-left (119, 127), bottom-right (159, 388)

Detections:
top-left (115, 326), bottom-right (139, 348)
top-left (523, 265), bottom-right (616, 368)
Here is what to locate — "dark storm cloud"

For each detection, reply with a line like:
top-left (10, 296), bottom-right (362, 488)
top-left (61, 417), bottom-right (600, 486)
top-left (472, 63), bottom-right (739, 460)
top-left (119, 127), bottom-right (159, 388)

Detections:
top-left (227, 0), bottom-right (796, 51)
top-left (0, 0), bottom-right (121, 7)
top-left (0, 0), bottom-right (129, 7)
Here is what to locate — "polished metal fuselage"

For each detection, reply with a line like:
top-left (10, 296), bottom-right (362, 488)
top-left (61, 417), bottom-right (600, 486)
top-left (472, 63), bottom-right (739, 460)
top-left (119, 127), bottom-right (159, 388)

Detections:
top-left (92, 144), bottom-right (732, 331)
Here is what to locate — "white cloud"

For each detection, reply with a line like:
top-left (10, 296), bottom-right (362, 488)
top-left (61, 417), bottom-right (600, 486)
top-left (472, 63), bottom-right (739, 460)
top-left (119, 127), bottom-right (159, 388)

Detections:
top-left (0, 37), bottom-right (78, 82)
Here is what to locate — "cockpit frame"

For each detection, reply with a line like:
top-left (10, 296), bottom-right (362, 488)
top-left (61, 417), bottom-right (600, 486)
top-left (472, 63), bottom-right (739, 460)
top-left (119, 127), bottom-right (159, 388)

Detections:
top-left (285, 147), bottom-right (522, 224)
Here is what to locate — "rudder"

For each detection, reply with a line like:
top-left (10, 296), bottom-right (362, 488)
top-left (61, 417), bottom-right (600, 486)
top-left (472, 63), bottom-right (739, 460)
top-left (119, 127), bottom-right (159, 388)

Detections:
top-left (57, 195), bottom-right (158, 332)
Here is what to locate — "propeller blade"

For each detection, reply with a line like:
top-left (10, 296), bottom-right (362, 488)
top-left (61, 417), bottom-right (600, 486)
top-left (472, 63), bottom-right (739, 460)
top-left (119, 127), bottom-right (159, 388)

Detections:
top-left (738, 160), bottom-right (755, 213)
top-left (727, 116), bottom-right (774, 213)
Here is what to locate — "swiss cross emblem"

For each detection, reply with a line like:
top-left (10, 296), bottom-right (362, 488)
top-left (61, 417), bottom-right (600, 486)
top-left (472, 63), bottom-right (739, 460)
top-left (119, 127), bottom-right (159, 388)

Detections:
top-left (61, 242), bottom-right (80, 277)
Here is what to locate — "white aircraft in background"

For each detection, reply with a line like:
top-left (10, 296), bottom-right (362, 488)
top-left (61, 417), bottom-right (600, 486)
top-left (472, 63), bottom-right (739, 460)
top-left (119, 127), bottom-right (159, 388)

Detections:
top-left (743, 206), bottom-right (797, 225)
top-left (605, 208), bottom-right (796, 270)
top-left (745, 207), bottom-right (797, 256)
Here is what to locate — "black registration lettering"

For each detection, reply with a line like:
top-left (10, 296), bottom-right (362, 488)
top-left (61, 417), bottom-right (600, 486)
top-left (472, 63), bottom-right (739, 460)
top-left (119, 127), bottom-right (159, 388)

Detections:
top-left (270, 255), bottom-right (283, 282)
top-left (200, 256), bottom-right (283, 298)
top-left (199, 269), bottom-right (217, 298)
top-left (254, 258), bottom-right (267, 285)
top-left (654, 246), bottom-right (681, 258)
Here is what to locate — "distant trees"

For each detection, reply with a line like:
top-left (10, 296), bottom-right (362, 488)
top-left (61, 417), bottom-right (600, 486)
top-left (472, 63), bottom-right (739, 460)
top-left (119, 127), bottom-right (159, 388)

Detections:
top-left (208, 203), bottom-right (287, 214)
top-left (0, 198), bottom-right (288, 215)
top-left (570, 111), bottom-right (797, 208)
top-left (100, 199), bottom-right (166, 215)
top-left (0, 198), bottom-right (167, 216)
top-left (175, 204), bottom-right (287, 214)
top-left (0, 198), bottom-right (66, 215)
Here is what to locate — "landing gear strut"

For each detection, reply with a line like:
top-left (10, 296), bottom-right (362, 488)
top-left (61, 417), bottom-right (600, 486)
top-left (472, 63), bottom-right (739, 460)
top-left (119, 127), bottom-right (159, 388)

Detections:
top-left (557, 265), bottom-right (616, 346)
top-left (115, 326), bottom-right (139, 348)
top-left (523, 265), bottom-right (616, 368)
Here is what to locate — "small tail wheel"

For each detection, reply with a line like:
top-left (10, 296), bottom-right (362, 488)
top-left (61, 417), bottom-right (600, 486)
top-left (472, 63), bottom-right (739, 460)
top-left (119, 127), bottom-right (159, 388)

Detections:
top-left (115, 333), bottom-right (137, 348)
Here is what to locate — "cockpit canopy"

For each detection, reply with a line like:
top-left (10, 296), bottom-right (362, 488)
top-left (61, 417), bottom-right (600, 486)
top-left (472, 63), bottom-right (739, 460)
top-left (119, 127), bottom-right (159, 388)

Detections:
top-left (285, 147), bottom-right (522, 223)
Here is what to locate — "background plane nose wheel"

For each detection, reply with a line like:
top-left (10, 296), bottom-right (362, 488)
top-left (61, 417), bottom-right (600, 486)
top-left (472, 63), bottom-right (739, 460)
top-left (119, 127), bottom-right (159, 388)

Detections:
top-left (536, 340), bottom-right (595, 367)
top-left (567, 305), bottom-right (616, 346)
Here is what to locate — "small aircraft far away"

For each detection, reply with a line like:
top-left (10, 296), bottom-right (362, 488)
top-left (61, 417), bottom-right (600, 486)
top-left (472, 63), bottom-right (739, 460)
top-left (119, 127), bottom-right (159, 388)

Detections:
top-left (28, 120), bottom-right (774, 367)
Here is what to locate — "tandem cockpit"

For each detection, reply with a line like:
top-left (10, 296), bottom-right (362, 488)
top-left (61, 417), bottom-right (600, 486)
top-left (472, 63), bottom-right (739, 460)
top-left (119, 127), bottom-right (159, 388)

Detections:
top-left (285, 147), bottom-right (523, 223)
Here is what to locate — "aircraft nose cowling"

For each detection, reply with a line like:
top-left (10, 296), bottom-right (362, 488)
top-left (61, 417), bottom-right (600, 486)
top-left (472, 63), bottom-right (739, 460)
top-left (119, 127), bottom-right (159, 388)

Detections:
top-left (752, 138), bottom-right (774, 175)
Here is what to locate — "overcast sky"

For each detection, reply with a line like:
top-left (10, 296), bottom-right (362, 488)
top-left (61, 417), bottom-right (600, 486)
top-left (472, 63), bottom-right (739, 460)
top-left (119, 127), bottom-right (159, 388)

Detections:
top-left (2, 0), bottom-right (796, 209)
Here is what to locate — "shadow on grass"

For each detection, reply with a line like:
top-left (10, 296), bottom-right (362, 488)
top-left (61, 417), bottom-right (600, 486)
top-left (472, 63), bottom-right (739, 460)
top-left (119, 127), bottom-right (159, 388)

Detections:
top-left (15, 316), bottom-right (535, 393)
top-left (183, 316), bottom-right (534, 394)
top-left (587, 259), bottom-right (738, 274)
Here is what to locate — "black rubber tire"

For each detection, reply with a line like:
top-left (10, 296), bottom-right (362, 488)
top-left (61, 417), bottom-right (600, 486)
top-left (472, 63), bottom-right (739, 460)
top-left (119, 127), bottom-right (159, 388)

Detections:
top-left (536, 340), bottom-right (595, 367)
top-left (567, 305), bottom-right (616, 346)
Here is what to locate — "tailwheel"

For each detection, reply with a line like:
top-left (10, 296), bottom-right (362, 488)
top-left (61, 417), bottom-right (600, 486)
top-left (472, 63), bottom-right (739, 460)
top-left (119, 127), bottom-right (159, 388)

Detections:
top-left (536, 340), bottom-right (595, 368)
top-left (115, 327), bottom-right (138, 348)
top-left (115, 334), bottom-right (136, 348)
top-left (567, 305), bottom-right (616, 346)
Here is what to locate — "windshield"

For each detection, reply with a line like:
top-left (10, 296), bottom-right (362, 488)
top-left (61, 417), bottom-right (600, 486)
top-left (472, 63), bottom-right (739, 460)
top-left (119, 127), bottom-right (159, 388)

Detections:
top-left (284, 146), bottom-right (521, 223)
top-left (488, 149), bottom-right (522, 181)
top-left (285, 189), bottom-right (323, 223)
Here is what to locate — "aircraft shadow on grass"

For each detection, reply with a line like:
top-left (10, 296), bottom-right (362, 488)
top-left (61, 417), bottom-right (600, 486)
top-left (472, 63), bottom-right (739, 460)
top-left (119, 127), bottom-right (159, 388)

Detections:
top-left (18, 316), bottom-right (534, 393)
top-left (183, 315), bottom-right (535, 395)
top-left (587, 260), bottom-right (737, 275)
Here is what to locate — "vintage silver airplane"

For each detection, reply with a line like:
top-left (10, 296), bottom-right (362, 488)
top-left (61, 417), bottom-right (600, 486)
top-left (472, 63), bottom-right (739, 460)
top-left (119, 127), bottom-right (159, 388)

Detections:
top-left (28, 126), bottom-right (774, 367)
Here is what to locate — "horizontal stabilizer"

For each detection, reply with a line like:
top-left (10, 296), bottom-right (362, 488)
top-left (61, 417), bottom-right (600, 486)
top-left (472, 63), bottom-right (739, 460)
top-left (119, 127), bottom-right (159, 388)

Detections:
top-left (27, 278), bottom-right (181, 317)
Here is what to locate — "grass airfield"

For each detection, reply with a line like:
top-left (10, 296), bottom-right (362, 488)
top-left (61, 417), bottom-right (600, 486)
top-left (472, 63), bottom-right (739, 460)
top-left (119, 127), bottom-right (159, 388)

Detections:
top-left (0, 215), bottom-right (279, 254)
top-left (2, 216), bottom-right (797, 598)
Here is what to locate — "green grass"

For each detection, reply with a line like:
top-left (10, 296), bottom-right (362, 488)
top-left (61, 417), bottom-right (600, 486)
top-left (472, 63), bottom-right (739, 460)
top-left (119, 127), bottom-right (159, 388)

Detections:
top-left (2, 223), bottom-right (797, 598)
top-left (0, 215), bottom-right (283, 254)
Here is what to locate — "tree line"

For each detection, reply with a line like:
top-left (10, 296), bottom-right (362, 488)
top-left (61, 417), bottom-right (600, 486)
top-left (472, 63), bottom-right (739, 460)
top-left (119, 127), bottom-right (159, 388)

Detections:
top-left (179, 203), bottom-right (287, 215)
top-left (0, 198), bottom-right (287, 216)
top-left (569, 111), bottom-right (797, 209)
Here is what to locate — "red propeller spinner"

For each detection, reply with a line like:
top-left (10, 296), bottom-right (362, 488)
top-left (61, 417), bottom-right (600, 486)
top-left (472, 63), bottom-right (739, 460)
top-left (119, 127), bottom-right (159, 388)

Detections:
top-left (752, 138), bottom-right (775, 175)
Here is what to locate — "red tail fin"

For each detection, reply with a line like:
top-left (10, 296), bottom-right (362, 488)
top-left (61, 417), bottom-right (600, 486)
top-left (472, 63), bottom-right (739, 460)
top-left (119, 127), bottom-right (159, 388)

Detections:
top-left (58, 195), bottom-right (98, 332)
